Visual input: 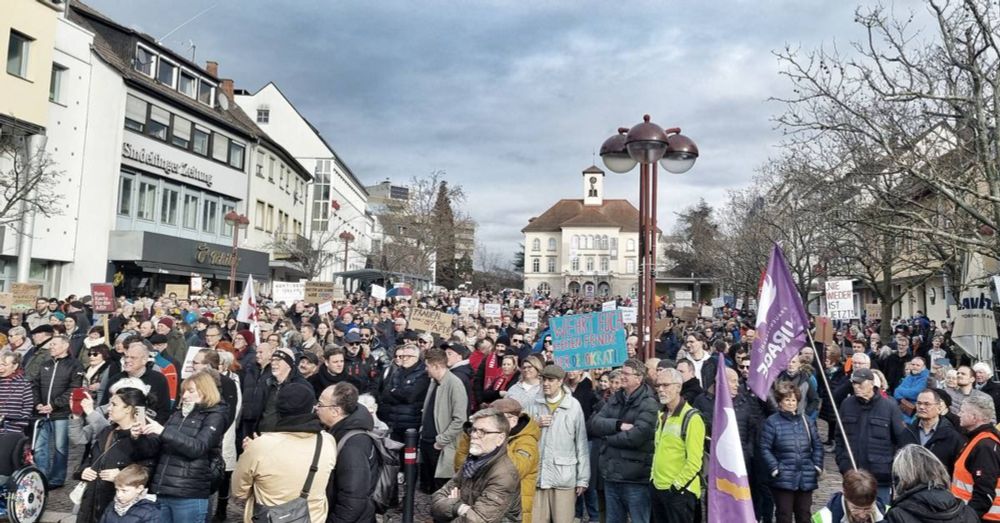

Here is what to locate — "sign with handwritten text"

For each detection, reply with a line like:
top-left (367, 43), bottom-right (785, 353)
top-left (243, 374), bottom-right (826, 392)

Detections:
top-left (550, 310), bottom-right (627, 371)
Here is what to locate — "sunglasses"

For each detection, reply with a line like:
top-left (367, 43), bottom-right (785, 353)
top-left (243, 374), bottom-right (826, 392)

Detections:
top-left (88, 351), bottom-right (100, 357)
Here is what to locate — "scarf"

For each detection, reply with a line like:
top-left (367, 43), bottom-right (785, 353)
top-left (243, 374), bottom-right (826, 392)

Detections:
top-left (84, 336), bottom-right (106, 349)
top-left (460, 445), bottom-right (502, 479)
top-left (113, 488), bottom-right (147, 516)
top-left (181, 402), bottom-right (195, 417)
top-left (484, 354), bottom-right (502, 389)
top-left (490, 372), bottom-right (514, 392)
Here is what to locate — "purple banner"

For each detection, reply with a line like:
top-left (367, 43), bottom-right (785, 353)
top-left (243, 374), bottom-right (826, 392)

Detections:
top-left (748, 244), bottom-right (809, 400)
top-left (708, 361), bottom-right (756, 522)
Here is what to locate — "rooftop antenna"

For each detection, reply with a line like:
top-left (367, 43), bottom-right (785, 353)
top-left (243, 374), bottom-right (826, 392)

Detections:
top-left (157, 3), bottom-right (218, 45)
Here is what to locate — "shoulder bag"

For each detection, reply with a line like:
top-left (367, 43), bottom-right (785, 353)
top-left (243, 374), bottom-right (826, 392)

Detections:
top-left (251, 434), bottom-right (324, 523)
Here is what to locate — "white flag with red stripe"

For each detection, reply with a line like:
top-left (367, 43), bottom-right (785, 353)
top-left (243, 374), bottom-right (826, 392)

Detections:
top-left (237, 275), bottom-right (260, 342)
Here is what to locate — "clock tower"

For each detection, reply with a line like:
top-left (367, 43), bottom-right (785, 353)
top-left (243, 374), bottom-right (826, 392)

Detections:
top-left (583, 165), bottom-right (605, 206)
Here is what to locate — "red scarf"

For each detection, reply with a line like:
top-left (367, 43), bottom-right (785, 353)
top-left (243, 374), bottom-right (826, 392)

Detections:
top-left (484, 354), bottom-right (503, 389)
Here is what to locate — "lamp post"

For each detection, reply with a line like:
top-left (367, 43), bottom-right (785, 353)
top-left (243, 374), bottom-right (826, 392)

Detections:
top-left (599, 114), bottom-right (699, 360)
top-left (224, 210), bottom-right (250, 298)
top-left (338, 231), bottom-right (355, 272)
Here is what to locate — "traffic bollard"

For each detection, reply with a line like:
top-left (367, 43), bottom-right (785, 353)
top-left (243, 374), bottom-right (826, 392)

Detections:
top-left (402, 428), bottom-right (418, 523)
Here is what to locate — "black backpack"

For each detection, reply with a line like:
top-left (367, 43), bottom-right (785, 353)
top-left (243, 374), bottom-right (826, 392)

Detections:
top-left (337, 430), bottom-right (404, 514)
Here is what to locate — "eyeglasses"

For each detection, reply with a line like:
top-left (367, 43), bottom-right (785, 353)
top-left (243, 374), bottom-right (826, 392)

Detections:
top-left (313, 404), bottom-right (335, 411)
top-left (469, 426), bottom-right (504, 438)
top-left (87, 351), bottom-right (100, 357)
top-left (655, 383), bottom-right (680, 389)
top-left (348, 342), bottom-right (361, 347)
top-left (620, 371), bottom-right (640, 378)
top-left (543, 339), bottom-right (552, 344)
top-left (739, 364), bottom-right (750, 369)
top-left (511, 338), bottom-right (523, 343)
top-left (417, 339), bottom-right (429, 344)
top-left (397, 355), bottom-right (417, 360)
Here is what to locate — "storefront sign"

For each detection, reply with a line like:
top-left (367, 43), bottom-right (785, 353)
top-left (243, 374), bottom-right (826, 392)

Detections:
top-left (195, 244), bottom-right (238, 267)
top-left (90, 283), bottom-right (116, 313)
top-left (122, 142), bottom-right (213, 188)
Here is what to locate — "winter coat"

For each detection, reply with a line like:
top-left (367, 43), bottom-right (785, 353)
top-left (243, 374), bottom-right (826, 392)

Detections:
top-left (164, 328), bottom-right (188, 366)
top-left (431, 445), bottom-right (522, 523)
top-left (504, 380), bottom-right (539, 410)
top-left (141, 402), bottom-right (228, 499)
top-left (422, 370), bottom-right (469, 478)
top-left (836, 392), bottom-right (908, 484)
top-left (240, 362), bottom-right (269, 433)
top-left (571, 377), bottom-right (597, 423)
top-left (309, 365), bottom-right (364, 398)
top-left (588, 383), bottom-right (660, 484)
top-left (233, 422), bottom-right (338, 523)
top-left (978, 380), bottom-right (1000, 421)
top-left (450, 361), bottom-right (475, 413)
top-left (901, 417), bottom-right (966, 475)
top-left (102, 364), bottom-right (171, 424)
top-left (690, 384), bottom-right (764, 463)
top-left (30, 354), bottom-right (84, 419)
top-left (221, 371), bottom-right (242, 471)
top-left (893, 369), bottom-right (929, 405)
top-left (0, 371), bottom-right (34, 434)
top-left (819, 366), bottom-right (847, 423)
top-left (680, 378), bottom-right (703, 406)
top-left (881, 352), bottom-right (911, 395)
top-left (884, 486), bottom-right (980, 523)
top-left (378, 361), bottom-right (430, 434)
top-left (343, 350), bottom-right (376, 394)
top-left (759, 410), bottom-right (823, 492)
top-left (326, 407), bottom-right (378, 523)
top-left (523, 388), bottom-right (590, 489)
top-left (98, 499), bottom-right (161, 523)
top-left (257, 372), bottom-right (312, 433)
top-left (768, 370), bottom-right (819, 418)
top-left (481, 372), bottom-right (519, 404)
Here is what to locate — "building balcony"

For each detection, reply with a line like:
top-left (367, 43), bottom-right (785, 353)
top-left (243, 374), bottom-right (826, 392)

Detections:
top-left (271, 232), bottom-right (310, 261)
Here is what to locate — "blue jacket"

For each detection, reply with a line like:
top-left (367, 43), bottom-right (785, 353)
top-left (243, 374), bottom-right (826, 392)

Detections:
top-left (759, 410), bottom-right (823, 491)
top-left (893, 369), bottom-right (929, 423)
top-left (99, 499), bottom-right (160, 523)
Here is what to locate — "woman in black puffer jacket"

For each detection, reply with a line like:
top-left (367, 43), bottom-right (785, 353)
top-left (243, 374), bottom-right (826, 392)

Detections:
top-left (135, 370), bottom-right (227, 523)
top-left (885, 444), bottom-right (979, 523)
top-left (760, 382), bottom-right (823, 523)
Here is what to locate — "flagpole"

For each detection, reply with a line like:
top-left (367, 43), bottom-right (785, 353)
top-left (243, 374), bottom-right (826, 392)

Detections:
top-left (806, 329), bottom-right (857, 471)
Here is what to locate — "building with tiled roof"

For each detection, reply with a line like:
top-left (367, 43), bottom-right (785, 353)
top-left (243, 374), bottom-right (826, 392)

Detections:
top-left (521, 166), bottom-right (643, 297)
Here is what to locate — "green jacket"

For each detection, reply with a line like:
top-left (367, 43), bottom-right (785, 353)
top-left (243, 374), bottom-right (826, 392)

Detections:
top-left (651, 399), bottom-right (704, 497)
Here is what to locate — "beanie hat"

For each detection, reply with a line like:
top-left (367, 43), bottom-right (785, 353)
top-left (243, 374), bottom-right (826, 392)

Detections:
top-left (277, 382), bottom-right (317, 417)
top-left (158, 317), bottom-right (175, 330)
top-left (238, 329), bottom-right (256, 346)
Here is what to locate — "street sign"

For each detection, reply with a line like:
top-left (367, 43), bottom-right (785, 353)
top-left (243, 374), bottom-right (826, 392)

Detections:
top-left (90, 283), bottom-right (116, 313)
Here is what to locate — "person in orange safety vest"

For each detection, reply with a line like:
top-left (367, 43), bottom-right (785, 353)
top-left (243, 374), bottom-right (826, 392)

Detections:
top-left (952, 393), bottom-right (1000, 520)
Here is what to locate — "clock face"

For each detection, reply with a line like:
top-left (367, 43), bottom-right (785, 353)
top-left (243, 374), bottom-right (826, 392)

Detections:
top-left (589, 177), bottom-right (597, 184)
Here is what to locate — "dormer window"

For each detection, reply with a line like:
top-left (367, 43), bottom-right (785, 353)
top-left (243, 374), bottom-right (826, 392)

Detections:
top-left (135, 46), bottom-right (155, 77)
top-left (178, 71), bottom-right (197, 98)
top-left (198, 81), bottom-right (214, 106)
top-left (156, 59), bottom-right (176, 87)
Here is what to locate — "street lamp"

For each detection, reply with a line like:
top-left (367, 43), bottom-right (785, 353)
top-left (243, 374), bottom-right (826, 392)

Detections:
top-left (338, 231), bottom-right (355, 272)
top-left (599, 114), bottom-right (699, 360)
top-left (224, 210), bottom-right (250, 298)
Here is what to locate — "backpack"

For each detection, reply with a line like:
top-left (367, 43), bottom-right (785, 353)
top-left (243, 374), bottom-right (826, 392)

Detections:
top-left (678, 408), bottom-right (709, 492)
top-left (337, 429), bottom-right (404, 514)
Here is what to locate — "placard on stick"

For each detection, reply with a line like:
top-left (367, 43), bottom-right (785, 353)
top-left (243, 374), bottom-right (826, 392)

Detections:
top-left (11, 283), bottom-right (41, 312)
top-left (164, 284), bottom-right (189, 300)
top-left (549, 310), bottom-right (627, 371)
top-left (825, 280), bottom-right (856, 320)
top-left (90, 283), bottom-right (116, 314)
top-left (524, 309), bottom-right (540, 328)
top-left (865, 304), bottom-right (882, 320)
top-left (483, 303), bottom-right (502, 320)
top-left (272, 282), bottom-right (305, 304)
top-left (459, 297), bottom-right (479, 316)
top-left (409, 308), bottom-right (454, 338)
top-left (304, 281), bottom-right (337, 303)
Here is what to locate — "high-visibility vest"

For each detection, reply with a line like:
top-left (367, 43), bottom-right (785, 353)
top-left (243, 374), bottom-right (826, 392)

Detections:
top-left (951, 430), bottom-right (1000, 520)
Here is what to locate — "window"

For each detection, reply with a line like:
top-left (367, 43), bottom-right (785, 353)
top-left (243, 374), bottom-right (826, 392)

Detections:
top-left (192, 126), bottom-right (210, 156)
top-left (571, 257), bottom-right (580, 271)
top-left (7, 31), bottom-right (32, 79)
top-left (600, 257), bottom-right (609, 272)
top-left (547, 258), bottom-right (556, 272)
top-left (279, 165), bottom-right (286, 188)
top-left (171, 116), bottom-right (192, 148)
top-left (118, 176), bottom-right (133, 216)
top-left (49, 64), bottom-right (67, 103)
top-left (202, 200), bottom-right (218, 233)
top-left (256, 152), bottom-right (265, 178)
top-left (531, 258), bottom-right (540, 273)
top-left (148, 105), bottom-right (170, 140)
top-left (222, 203), bottom-right (235, 236)
top-left (268, 157), bottom-right (275, 181)
top-left (586, 236), bottom-right (593, 249)
top-left (548, 238), bottom-right (557, 251)
top-left (156, 59), bottom-right (176, 87)
top-left (197, 81), bottom-right (214, 105)
top-left (134, 46), bottom-right (155, 76)
top-left (586, 257), bottom-right (594, 271)
top-left (601, 236), bottom-right (609, 250)
top-left (255, 200), bottom-right (265, 229)
top-left (136, 181), bottom-right (156, 220)
top-left (571, 236), bottom-right (579, 250)
top-left (228, 141), bottom-right (245, 170)
top-left (212, 134), bottom-right (229, 162)
top-left (178, 71), bottom-right (196, 98)
top-left (256, 109), bottom-right (269, 123)
top-left (532, 239), bottom-right (540, 251)
top-left (626, 259), bottom-right (635, 274)
top-left (265, 204), bottom-right (274, 232)
top-left (538, 282), bottom-right (551, 294)
top-left (160, 186), bottom-right (179, 225)
top-left (124, 95), bottom-right (147, 132)
top-left (626, 238), bottom-right (635, 251)
top-left (183, 194), bottom-right (198, 229)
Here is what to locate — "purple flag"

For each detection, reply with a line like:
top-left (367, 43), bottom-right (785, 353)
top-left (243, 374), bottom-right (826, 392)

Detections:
top-left (748, 244), bottom-right (809, 400)
top-left (708, 361), bottom-right (755, 523)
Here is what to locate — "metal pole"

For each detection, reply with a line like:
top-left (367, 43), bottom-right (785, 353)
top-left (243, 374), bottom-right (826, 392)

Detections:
top-left (808, 330), bottom-right (858, 470)
top-left (343, 239), bottom-right (349, 272)
top-left (648, 162), bottom-right (659, 360)
top-left (228, 223), bottom-right (238, 298)
top-left (637, 163), bottom-right (647, 355)
top-left (402, 428), bottom-right (418, 523)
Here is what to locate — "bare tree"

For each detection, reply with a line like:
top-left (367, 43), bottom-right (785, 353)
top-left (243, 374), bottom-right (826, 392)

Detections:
top-left (267, 229), bottom-right (343, 280)
top-left (0, 136), bottom-right (64, 231)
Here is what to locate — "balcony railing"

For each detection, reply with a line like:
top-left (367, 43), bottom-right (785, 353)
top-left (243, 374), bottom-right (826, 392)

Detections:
top-left (271, 232), bottom-right (310, 260)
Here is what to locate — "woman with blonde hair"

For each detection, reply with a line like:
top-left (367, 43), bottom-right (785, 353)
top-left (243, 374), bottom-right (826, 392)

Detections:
top-left (135, 370), bottom-right (228, 522)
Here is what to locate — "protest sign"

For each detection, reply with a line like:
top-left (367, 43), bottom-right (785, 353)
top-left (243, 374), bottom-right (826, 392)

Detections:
top-left (700, 305), bottom-right (714, 319)
top-left (305, 281), bottom-right (337, 303)
top-left (409, 308), bottom-right (454, 337)
top-left (483, 303), bottom-right (502, 319)
top-left (711, 297), bottom-right (725, 309)
top-left (0, 293), bottom-right (12, 315)
top-left (370, 284), bottom-right (387, 300)
top-left (825, 280), bottom-right (856, 320)
top-left (524, 309), bottom-right (540, 328)
top-left (164, 284), bottom-right (189, 300)
top-left (181, 346), bottom-right (205, 378)
top-left (459, 297), bottom-right (479, 315)
top-left (272, 282), bottom-right (305, 304)
top-left (602, 300), bottom-right (617, 312)
top-left (675, 290), bottom-right (693, 308)
top-left (90, 283), bottom-right (116, 313)
top-left (735, 298), bottom-right (744, 310)
top-left (11, 283), bottom-right (41, 311)
top-left (318, 301), bottom-right (333, 315)
top-left (815, 316), bottom-right (835, 346)
top-left (654, 318), bottom-right (672, 340)
top-left (620, 306), bottom-right (637, 324)
top-left (550, 310), bottom-right (627, 371)
top-left (190, 276), bottom-right (203, 293)
top-left (679, 306), bottom-right (699, 323)
top-left (865, 304), bottom-right (882, 320)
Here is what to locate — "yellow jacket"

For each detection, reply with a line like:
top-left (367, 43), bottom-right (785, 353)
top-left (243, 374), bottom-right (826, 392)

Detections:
top-left (651, 400), bottom-right (705, 498)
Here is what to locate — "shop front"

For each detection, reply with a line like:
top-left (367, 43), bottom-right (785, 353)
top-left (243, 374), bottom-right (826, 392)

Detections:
top-left (108, 230), bottom-right (268, 298)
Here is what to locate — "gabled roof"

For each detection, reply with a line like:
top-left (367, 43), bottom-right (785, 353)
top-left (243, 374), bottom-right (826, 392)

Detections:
top-left (582, 165), bottom-right (605, 174)
top-left (521, 199), bottom-right (642, 233)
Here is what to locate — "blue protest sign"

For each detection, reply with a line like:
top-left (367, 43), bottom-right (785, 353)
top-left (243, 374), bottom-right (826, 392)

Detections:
top-left (550, 310), bottom-right (627, 370)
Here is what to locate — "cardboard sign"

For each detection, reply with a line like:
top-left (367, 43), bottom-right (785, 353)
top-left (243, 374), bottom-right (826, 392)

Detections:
top-left (524, 309), bottom-right (539, 328)
top-left (0, 292), bottom-right (12, 315)
top-left (550, 310), bottom-right (627, 371)
top-left (272, 282), bottom-right (305, 304)
top-left (825, 280), bottom-right (856, 320)
top-left (459, 297), bottom-right (479, 315)
top-left (815, 316), bottom-right (835, 346)
top-left (679, 306), bottom-right (699, 323)
top-left (865, 304), bottom-right (882, 320)
top-left (180, 346), bottom-right (205, 378)
top-left (318, 301), bottom-right (333, 315)
top-left (483, 303), bottom-right (502, 319)
top-left (90, 283), bottom-right (116, 314)
top-left (10, 283), bottom-right (41, 312)
top-left (700, 305), bottom-right (714, 319)
top-left (711, 297), bottom-right (725, 309)
top-left (409, 308), bottom-right (454, 337)
top-left (654, 318), bottom-right (672, 340)
top-left (620, 306), bottom-right (637, 324)
top-left (370, 284), bottom-right (387, 301)
top-left (304, 281), bottom-right (337, 303)
top-left (602, 300), bottom-right (617, 312)
top-left (163, 283), bottom-right (189, 300)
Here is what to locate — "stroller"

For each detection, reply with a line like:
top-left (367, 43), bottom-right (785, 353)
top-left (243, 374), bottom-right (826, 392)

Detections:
top-left (0, 431), bottom-right (46, 523)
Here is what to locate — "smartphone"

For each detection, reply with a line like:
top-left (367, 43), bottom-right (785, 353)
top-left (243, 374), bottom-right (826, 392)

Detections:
top-left (135, 406), bottom-right (147, 425)
top-left (70, 387), bottom-right (87, 416)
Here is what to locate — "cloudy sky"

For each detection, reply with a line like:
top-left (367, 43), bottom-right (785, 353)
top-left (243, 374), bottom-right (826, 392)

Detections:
top-left (86, 0), bottom-right (923, 265)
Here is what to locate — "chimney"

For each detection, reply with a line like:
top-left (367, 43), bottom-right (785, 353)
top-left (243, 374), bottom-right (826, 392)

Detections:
top-left (205, 60), bottom-right (218, 77)
top-left (220, 79), bottom-right (234, 102)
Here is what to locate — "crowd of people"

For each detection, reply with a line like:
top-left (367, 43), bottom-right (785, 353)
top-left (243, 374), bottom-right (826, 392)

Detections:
top-left (0, 289), bottom-right (998, 523)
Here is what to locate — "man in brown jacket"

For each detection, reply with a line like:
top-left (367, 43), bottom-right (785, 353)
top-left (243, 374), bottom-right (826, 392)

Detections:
top-left (431, 408), bottom-right (521, 523)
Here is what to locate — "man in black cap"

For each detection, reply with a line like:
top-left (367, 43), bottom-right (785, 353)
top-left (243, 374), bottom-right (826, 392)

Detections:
top-left (343, 331), bottom-right (376, 393)
top-left (258, 347), bottom-right (311, 432)
top-left (23, 324), bottom-right (55, 379)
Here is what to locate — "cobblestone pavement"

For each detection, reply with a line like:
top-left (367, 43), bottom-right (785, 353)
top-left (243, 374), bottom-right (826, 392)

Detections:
top-left (35, 422), bottom-right (845, 522)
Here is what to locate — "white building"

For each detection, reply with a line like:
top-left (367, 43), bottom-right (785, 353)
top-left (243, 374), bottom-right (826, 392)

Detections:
top-left (522, 166), bottom-right (643, 298)
top-left (234, 83), bottom-right (374, 280)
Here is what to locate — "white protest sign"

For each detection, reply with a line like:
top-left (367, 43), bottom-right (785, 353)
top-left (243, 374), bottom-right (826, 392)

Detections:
top-left (711, 297), bottom-right (725, 309)
top-left (370, 284), bottom-right (387, 301)
top-left (459, 297), bottom-right (479, 315)
top-left (735, 298), bottom-right (744, 310)
top-left (524, 309), bottom-right (539, 328)
top-left (272, 282), bottom-right (305, 304)
top-left (825, 280), bottom-right (857, 320)
top-left (483, 303), bottom-right (502, 319)
top-left (620, 306), bottom-right (637, 324)
top-left (675, 290), bottom-right (693, 308)
top-left (181, 346), bottom-right (205, 378)
top-left (700, 305), bottom-right (714, 318)
top-left (190, 276), bottom-right (203, 293)
top-left (602, 300), bottom-right (617, 312)
top-left (318, 301), bottom-right (333, 315)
